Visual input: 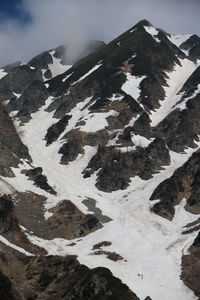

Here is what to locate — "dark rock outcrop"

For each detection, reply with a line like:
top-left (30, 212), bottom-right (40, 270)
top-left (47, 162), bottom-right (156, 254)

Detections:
top-left (22, 167), bottom-right (56, 195)
top-left (45, 114), bottom-right (72, 145)
top-left (0, 195), bottom-right (16, 235)
top-left (150, 149), bottom-right (200, 220)
top-left (181, 232), bottom-right (200, 299)
top-left (0, 65), bottom-right (42, 100)
top-left (83, 138), bottom-right (170, 192)
top-left (8, 81), bottom-right (49, 121)
top-left (0, 249), bottom-right (139, 300)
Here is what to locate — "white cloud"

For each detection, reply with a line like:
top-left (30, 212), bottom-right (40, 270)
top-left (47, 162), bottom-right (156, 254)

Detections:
top-left (0, 0), bottom-right (199, 66)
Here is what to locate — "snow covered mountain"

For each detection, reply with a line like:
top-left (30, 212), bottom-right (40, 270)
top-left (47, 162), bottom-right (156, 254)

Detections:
top-left (0, 19), bottom-right (200, 300)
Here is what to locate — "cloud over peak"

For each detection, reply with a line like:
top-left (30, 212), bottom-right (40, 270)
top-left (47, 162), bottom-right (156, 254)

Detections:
top-left (0, 0), bottom-right (199, 66)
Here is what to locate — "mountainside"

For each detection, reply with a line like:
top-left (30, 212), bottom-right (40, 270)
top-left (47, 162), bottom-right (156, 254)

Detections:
top-left (0, 19), bottom-right (200, 299)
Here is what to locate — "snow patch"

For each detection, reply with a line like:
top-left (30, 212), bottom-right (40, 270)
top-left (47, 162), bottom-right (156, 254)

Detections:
top-left (0, 69), bottom-right (7, 80)
top-left (121, 72), bottom-right (146, 103)
top-left (150, 58), bottom-right (197, 127)
top-left (144, 26), bottom-right (160, 43)
top-left (48, 50), bottom-right (72, 78)
top-left (79, 110), bottom-right (118, 133)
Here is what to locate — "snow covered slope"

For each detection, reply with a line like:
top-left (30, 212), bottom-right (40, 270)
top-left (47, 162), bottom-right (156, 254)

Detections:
top-left (0, 20), bottom-right (200, 300)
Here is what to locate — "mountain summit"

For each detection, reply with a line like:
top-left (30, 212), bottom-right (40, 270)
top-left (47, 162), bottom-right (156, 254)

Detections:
top-left (0, 20), bottom-right (199, 300)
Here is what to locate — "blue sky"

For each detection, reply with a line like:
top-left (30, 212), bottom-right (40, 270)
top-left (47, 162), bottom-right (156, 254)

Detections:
top-left (0, 0), bottom-right (199, 66)
top-left (0, 0), bottom-right (30, 23)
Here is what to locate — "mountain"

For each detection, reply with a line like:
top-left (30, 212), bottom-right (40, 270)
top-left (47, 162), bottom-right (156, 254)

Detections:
top-left (0, 19), bottom-right (199, 299)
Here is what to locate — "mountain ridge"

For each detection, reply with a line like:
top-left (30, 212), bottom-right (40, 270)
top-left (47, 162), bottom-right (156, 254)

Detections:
top-left (0, 20), bottom-right (199, 299)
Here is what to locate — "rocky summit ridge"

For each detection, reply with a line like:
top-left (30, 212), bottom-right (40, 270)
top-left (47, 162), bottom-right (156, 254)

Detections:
top-left (0, 19), bottom-right (199, 299)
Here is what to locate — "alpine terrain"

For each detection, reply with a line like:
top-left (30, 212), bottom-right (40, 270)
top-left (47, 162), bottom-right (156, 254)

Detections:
top-left (0, 20), bottom-right (200, 300)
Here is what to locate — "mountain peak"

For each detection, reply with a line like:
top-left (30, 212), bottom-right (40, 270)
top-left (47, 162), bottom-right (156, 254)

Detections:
top-left (134, 19), bottom-right (152, 28)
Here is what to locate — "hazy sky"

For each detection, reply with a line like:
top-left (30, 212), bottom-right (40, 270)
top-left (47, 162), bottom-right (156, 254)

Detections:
top-left (0, 0), bottom-right (199, 66)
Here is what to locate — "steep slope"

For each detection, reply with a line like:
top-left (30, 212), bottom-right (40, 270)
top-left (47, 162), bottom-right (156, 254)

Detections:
top-left (0, 20), bottom-right (200, 299)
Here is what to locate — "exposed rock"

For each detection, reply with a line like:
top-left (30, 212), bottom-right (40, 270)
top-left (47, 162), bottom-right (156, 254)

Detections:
top-left (47, 200), bottom-right (102, 239)
top-left (0, 102), bottom-right (31, 176)
top-left (180, 34), bottom-right (200, 61)
top-left (93, 241), bottom-right (112, 250)
top-left (16, 255), bottom-right (139, 300)
top-left (2, 61), bottom-right (21, 72)
top-left (0, 195), bottom-right (16, 235)
top-left (7, 81), bottom-right (49, 121)
top-left (22, 167), bottom-right (56, 195)
top-left (83, 138), bottom-right (170, 192)
top-left (15, 194), bottom-right (102, 240)
top-left (59, 139), bottom-right (84, 164)
top-left (28, 51), bottom-right (53, 71)
top-left (150, 149), bottom-right (200, 220)
top-left (156, 94), bottom-right (200, 152)
top-left (82, 198), bottom-right (112, 223)
top-left (45, 114), bottom-right (72, 145)
top-left (0, 270), bottom-right (18, 300)
top-left (181, 232), bottom-right (200, 299)
top-left (93, 250), bottom-right (124, 262)
top-left (0, 194), bottom-right (45, 255)
top-left (0, 65), bottom-right (42, 99)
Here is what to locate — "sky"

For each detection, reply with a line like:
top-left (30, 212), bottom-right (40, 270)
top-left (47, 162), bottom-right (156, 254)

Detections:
top-left (0, 0), bottom-right (199, 66)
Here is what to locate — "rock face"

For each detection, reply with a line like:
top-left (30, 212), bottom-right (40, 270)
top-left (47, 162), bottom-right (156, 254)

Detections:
top-left (10, 81), bottom-right (49, 121)
top-left (0, 195), bottom-right (16, 235)
top-left (0, 65), bottom-right (42, 100)
top-left (0, 101), bottom-right (30, 176)
top-left (181, 232), bottom-right (200, 298)
top-left (22, 167), bottom-right (57, 195)
top-left (0, 271), bottom-right (17, 300)
top-left (150, 149), bottom-right (200, 220)
top-left (83, 138), bottom-right (170, 192)
top-left (22, 255), bottom-right (138, 300)
top-left (0, 248), bottom-right (139, 300)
